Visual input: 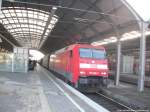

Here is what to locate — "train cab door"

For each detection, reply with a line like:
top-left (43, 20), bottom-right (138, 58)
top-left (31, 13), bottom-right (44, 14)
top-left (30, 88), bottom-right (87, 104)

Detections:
top-left (66, 50), bottom-right (73, 81)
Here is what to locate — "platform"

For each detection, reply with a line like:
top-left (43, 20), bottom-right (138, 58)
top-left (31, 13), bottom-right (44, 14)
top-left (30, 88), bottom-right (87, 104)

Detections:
top-left (101, 80), bottom-right (150, 110)
top-left (110, 72), bottom-right (150, 87)
top-left (119, 74), bottom-right (150, 87)
top-left (0, 65), bottom-right (109, 112)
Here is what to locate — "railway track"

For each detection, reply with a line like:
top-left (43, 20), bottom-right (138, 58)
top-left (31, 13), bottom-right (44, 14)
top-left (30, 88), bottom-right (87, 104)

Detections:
top-left (85, 92), bottom-right (135, 112)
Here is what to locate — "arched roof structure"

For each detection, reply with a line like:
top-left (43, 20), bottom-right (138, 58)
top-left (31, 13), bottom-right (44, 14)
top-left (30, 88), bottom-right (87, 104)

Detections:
top-left (0, 0), bottom-right (142, 53)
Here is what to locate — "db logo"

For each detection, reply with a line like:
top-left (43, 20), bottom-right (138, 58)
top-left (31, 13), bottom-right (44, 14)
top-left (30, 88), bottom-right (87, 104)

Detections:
top-left (92, 60), bottom-right (95, 63)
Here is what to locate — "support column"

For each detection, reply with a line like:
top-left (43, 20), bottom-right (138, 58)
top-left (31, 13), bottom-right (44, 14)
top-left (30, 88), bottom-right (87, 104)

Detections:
top-left (0, 0), bottom-right (2, 11)
top-left (115, 38), bottom-right (121, 86)
top-left (138, 22), bottom-right (146, 92)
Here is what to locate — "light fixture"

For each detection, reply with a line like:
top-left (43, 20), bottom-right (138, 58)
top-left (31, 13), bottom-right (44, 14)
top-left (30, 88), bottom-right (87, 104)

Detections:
top-left (91, 30), bottom-right (150, 46)
top-left (52, 6), bottom-right (57, 10)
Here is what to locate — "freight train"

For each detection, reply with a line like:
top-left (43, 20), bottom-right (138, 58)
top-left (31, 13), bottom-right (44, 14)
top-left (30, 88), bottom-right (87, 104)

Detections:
top-left (41, 44), bottom-right (109, 92)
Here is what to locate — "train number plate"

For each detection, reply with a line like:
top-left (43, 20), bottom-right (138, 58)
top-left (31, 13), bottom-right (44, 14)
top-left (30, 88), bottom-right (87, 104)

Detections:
top-left (90, 64), bottom-right (97, 68)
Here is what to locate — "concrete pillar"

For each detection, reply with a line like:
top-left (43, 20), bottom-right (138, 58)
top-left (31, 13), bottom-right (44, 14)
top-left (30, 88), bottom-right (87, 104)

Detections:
top-left (115, 38), bottom-right (121, 86)
top-left (138, 22), bottom-right (146, 92)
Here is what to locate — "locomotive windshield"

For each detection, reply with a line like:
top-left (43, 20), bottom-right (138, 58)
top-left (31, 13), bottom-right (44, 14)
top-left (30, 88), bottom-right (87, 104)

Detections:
top-left (79, 48), bottom-right (92, 58)
top-left (79, 48), bottom-right (106, 59)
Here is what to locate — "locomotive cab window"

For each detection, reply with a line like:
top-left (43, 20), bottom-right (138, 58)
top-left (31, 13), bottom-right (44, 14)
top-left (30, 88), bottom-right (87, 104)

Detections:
top-left (79, 48), bottom-right (92, 58)
top-left (92, 49), bottom-right (106, 59)
top-left (79, 48), bottom-right (106, 59)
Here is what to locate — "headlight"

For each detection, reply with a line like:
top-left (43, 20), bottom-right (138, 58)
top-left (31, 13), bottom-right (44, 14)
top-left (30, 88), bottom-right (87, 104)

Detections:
top-left (80, 71), bottom-right (86, 74)
top-left (101, 72), bottom-right (107, 75)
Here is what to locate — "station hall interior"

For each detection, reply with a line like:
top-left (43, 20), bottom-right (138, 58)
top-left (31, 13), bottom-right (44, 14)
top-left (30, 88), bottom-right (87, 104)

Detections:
top-left (0, 0), bottom-right (150, 112)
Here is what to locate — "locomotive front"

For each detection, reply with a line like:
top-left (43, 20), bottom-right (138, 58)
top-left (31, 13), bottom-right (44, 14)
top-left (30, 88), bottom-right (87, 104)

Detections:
top-left (76, 45), bottom-right (109, 91)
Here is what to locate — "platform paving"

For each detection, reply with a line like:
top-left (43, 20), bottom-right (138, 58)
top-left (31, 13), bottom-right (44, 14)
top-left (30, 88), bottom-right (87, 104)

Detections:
top-left (101, 80), bottom-right (150, 110)
top-left (0, 71), bottom-right (43, 112)
top-left (0, 65), bottom-right (109, 112)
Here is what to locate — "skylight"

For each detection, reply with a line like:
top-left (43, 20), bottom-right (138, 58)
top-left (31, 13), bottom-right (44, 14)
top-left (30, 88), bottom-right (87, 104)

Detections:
top-left (0, 7), bottom-right (58, 48)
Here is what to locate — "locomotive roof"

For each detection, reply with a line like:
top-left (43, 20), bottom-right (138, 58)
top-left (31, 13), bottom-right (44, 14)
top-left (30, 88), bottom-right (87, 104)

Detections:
top-left (54, 43), bottom-right (105, 54)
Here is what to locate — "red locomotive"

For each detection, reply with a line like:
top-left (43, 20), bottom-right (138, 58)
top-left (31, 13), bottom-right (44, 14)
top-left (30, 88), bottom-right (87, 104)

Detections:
top-left (43, 44), bottom-right (109, 91)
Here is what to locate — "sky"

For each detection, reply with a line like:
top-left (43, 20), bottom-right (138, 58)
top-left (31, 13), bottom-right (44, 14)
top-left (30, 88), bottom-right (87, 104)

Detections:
top-left (126, 0), bottom-right (150, 22)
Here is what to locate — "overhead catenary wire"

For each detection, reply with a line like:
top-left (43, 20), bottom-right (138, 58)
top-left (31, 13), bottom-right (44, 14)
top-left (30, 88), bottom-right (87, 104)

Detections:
top-left (3, 0), bottom-right (144, 23)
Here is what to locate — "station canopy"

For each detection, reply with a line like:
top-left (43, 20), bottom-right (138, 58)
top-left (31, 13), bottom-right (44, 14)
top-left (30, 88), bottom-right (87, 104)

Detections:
top-left (92, 0), bottom-right (150, 49)
top-left (0, 0), bottom-right (149, 53)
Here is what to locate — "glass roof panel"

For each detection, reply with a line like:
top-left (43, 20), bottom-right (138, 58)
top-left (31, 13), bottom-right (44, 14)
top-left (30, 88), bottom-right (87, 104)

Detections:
top-left (21, 10), bottom-right (26, 13)
top-left (16, 24), bottom-right (20, 27)
top-left (28, 13), bottom-right (34, 18)
top-left (28, 19), bottom-right (34, 24)
top-left (48, 24), bottom-right (54, 29)
top-left (14, 19), bottom-right (18, 23)
top-left (0, 7), bottom-right (58, 48)
top-left (19, 19), bottom-right (24, 23)
top-left (11, 13), bottom-right (16, 16)
top-left (16, 12), bottom-right (22, 17)
top-left (28, 10), bottom-right (33, 14)
top-left (39, 15), bottom-right (45, 20)
top-left (29, 25), bottom-right (34, 28)
top-left (6, 25), bottom-right (12, 29)
top-left (33, 14), bottom-right (38, 18)
top-left (16, 9), bottom-right (21, 13)
top-left (5, 13), bottom-right (11, 17)
top-left (38, 27), bottom-right (44, 30)
top-left (9, 10), bottom-right (15, 13)
top-left (9, 20), bottom-right (14, 23)
top-left (12, 24), bottom-right (17, 28)
top-left (23, 19), bottom-right (28, 23)
top-left (3, 20), bottom-right (9, 24)
top-left (0, 13), bottom-right (5, 18)
top-left (22, 13), bottom-right (27, 17)
top-left (37, 21), bottom-right (45, 26)
top-left (3, 10), bottom-right (9, 13)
